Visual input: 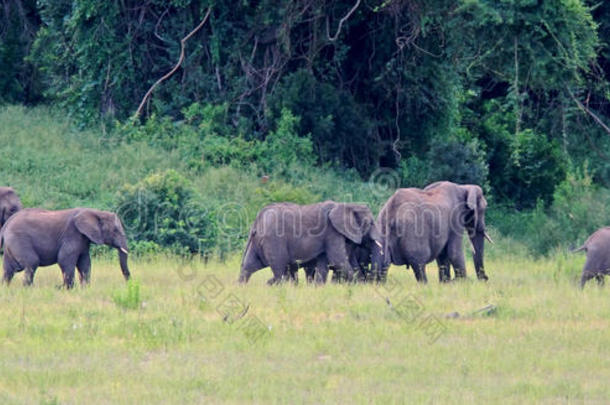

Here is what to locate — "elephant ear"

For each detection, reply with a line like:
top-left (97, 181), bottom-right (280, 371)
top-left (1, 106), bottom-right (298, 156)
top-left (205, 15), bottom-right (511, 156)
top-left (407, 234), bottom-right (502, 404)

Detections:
top-left (464, 185), bottom-right (482, 230)
top-left (329, 204), bottom-right (371, 244)
top-left (74, 210), bottom-right (104, 245)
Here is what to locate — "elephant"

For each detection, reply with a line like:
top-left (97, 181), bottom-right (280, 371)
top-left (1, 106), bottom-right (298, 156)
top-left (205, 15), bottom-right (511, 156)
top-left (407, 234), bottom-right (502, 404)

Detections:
top-left (1, 208), bottom-right (130, 288)
top-left (573, 227), bottom-right (610, 288)
top-left (239, 201), bottom-right (382, 285)
top-left (372, 181), bottom-right (493, 283)
top-left (294, 239), bottom-right (375, 284)
top-left (0, 187), bottom-right (22, 227)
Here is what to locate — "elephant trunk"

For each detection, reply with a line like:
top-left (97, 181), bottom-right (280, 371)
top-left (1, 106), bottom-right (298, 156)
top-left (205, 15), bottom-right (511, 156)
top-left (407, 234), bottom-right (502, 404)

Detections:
top-left (370, 239), bottom-right (388, 283)
top-left (471, 232), bottom-right (488, 281)
top-left (118, 248), bottom-right (131, 281)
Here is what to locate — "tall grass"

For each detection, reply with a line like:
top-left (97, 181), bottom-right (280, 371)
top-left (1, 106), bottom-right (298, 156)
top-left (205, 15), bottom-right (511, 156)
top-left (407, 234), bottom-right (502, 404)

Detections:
top-left (0, 105), bottom-right (187, 208)
top-left (0, 252), bottom-right (608, 403)
top-left (0, 106), bottom-right (609, 403)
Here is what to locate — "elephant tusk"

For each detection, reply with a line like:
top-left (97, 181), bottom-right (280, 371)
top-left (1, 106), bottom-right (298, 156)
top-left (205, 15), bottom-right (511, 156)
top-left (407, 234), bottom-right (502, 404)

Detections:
top-left (468, 239), bottom-right (476, 255)
top-left (484, 231), bottom-right (494, 244)
top-left (374, 240), bottom-right (384, 255)
top-left (120, 247), bottom-right (129, 254)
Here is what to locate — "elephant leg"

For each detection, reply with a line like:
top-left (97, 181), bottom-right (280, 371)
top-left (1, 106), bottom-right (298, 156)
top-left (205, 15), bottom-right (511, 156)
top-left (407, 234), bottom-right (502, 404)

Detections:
top-left (375, 265), bottom-right (388, 284)
top-left (580, 270), bottom-right (597, 288)
top-left (412, 264), bottom-right (428, 284)
top-left (58, 252), bottom-right (78, 289)
top-left (267, 261), bottom-right (290, 285)
top-left (330, 267), bottom-right (339, 283)
top-left (2, 253), bottom-right (18, 285)
top-left (2, 268), bottom-right (14, 285)
top-left (303, 262), bottom-right (316, 284)
top-left (77, 251), bottom-right (91, 286)
top-left (350, 254), bottom-right (367, 283)
top-left (22, 266), bottom-right (38, 286)
top-left (324, 233), bottom-right (355, 283)
top-left (314, 256), bottom-right (330, 284)
top-left (436, 248), bottom-right (451, 283)
top-left (260, 241), bottom-right (290, 285)
top-left (326, 245), bottom-right (352, 283)
top-left (60, 264), bottom-right (76, 289)
top-left (595, 274), bottom-right (605, 286)
top-left (447, 236), bottom-right (467, 279)
top-left (286, 263), bottom-right (299, 284)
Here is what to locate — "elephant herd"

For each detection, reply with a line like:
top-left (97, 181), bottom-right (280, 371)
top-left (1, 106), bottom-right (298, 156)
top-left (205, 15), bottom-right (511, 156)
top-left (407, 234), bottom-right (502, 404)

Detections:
top-left (239, 181), bottom-right (609, 288)
top-left (239, 181), bottom-right (493, 285)
top-left (0, 180), bottom-right (608, 289)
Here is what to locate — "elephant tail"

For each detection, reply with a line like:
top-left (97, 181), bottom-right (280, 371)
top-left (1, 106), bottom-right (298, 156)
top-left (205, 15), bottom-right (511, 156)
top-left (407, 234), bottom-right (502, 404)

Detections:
top-left (240, 227), bottom-right (264, 279)
top-left (571, 245), bottom-right (587, 253)
top-left (242, 228), bottom-right (256, 262)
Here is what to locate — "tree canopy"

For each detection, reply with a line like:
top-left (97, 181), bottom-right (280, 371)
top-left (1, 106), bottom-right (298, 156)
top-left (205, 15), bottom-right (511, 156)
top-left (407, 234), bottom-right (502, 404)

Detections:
top-left (2, 0), bottom-right (610, 208)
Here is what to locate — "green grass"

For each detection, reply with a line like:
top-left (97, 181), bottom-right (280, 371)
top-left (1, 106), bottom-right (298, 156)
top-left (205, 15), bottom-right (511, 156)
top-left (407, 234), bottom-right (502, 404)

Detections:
top-left (0, 247), bottom-right (608, 404)
top-left (1, 105), bottom-right (607, 403)
top-left (0, 105), bottom-right (189, 209)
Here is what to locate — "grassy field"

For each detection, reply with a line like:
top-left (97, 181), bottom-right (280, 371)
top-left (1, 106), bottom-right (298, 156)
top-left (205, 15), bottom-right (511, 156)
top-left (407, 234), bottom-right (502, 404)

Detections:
top-left (0, 242), bottom-right (608, 404)
top-left (1, 105), bottom-right (609, 403)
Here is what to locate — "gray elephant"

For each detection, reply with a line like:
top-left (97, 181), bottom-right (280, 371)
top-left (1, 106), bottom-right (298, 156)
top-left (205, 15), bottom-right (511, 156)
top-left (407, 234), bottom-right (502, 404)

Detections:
top-left (573, 227), bottom-right (610, 288)
top-left (239, 201), bottom-right (382, 284)
top-left (0, 187), bottom-right (22, 227)
top-left (1, 208), bottom-right (130, 288)
top-left (372, 181), bottom-right (493, 283)
top-left (295, 239), bottom-right (375, 284)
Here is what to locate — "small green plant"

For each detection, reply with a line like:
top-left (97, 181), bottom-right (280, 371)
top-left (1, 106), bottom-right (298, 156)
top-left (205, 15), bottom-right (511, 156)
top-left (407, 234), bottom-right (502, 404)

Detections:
top-left (112, 279), bottom-right (142, 310)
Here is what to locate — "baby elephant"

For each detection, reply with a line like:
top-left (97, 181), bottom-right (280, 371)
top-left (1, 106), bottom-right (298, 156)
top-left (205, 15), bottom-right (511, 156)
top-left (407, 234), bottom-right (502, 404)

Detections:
top-left (1, 208), bottom-right (130, 288)
top-left (574, 227), bottom-right (610, 288)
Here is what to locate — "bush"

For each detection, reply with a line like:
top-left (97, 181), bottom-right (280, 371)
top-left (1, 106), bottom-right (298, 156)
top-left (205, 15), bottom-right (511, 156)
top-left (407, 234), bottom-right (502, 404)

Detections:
top-left (490, 165), bottom-right (610, 256)
top-left (425, 136), bottom-right (489, 186)
top-left (399, 156), bottom-right (429, 188)
top-left (117, 103), bottom-right (263, 172)
top-left (398, 135), bottom-right (488, 189)
top-left (254, 181), bottom-right (320, 205)
top-left (551, 167), bottom-right (610, 247)
top-left (116, 170), bottom-right (217, 255)
top-left (507, 129), bottom-right (566, 208)
top-left (260, 108), bottom-right (315, 176)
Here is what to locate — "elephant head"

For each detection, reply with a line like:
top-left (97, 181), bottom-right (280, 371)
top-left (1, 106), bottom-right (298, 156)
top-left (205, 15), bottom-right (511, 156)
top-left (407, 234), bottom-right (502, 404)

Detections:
top-left (328, 203), bottom-right (379, 243)
top-left (74, 209), bottom-right (130, 280)
top-left (0, 187), bottom-right (22, 227)
top-left (370, 211), bottom-right (390, 283)
top-left (327, 203), bottom-right (383, 280)
top-left (461, 184), bottom-right (492, 280)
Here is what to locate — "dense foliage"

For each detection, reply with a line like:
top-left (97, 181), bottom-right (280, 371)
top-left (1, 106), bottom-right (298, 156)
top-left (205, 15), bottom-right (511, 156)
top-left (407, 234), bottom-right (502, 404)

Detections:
top-left (2, 1), bottom-right (610, 254)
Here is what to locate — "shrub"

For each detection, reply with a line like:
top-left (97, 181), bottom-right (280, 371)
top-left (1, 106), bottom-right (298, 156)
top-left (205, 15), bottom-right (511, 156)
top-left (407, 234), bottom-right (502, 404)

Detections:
top-left (261, 108), bottom-right (315, 176)
top-left (117, 103), bottom-right (263, 172)
top-left (550, 166), bottom-right (610, 248)
top-left (399, 156), bottom-right (429, 188)
top-left (425, 135), bottom-right (489, 186)
top-left (507, 129), bottom-right (566, 208)
top-left (116, 170), bottom-right (217, 255)
top-left (490, 165), bottom-right (610, 256)
top-left (398, 135), bottom-right (488, 189)
top-left (254, 181), bottom-right (320, 205)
